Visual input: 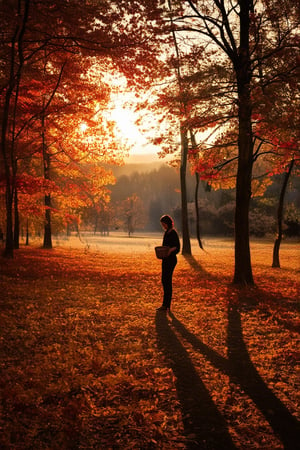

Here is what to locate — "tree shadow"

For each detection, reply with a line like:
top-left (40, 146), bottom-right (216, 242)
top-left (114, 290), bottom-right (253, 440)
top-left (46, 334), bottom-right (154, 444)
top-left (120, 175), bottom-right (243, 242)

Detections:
top-left (226, 294), bottom-right (300, 449)
top-left (158, 300), bottom-right (300, 449)
top-left (155, 311), bottom-right (236, 449)
top-left (182, 255), bottom-right (216, 280)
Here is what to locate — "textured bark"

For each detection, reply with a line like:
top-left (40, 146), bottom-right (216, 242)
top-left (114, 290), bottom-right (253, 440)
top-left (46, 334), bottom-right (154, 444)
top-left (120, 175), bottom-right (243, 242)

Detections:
top-left (233, 0), bottom-right (254, 285)
top-left (1, 0), bottom-right (29, 258)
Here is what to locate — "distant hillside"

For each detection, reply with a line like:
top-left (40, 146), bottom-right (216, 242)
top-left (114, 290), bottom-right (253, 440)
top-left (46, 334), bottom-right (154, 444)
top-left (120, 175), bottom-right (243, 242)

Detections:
top-left (106, 154), bottom-right (171, 177)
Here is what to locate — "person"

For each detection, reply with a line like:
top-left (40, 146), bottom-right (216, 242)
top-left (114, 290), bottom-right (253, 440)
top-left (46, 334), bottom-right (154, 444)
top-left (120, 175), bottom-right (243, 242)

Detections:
top-left (157, 214), bottom-right (180, 311)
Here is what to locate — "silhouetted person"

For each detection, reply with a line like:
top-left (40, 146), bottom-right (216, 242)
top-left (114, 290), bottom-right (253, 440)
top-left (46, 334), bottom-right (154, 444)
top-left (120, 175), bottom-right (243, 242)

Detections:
top-left (157, 215), bottom-right (180, 311)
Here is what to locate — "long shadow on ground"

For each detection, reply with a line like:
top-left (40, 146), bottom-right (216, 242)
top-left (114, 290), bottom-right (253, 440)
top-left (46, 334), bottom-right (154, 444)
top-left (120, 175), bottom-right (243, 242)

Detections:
top-left (156, 300), bottom-right (300, 449)
top-left (183, 255), bottom-right (216, 280)
top-left (155, 312), bottom-right (236, 449)
top-left (227, 294), bottom-right (300, 449)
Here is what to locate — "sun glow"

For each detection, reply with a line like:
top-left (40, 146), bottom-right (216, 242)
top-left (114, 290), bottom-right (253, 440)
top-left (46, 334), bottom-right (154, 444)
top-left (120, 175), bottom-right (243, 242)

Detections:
top-left (109, 106), bottom-right (152, 156)
top-left (79, 122), bottom-right (88, 133)
top-left (105, 75), bottom-right (160, 160)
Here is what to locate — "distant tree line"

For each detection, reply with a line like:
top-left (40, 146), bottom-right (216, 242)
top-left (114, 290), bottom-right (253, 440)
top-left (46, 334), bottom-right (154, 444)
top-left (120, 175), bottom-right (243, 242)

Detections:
top-left (79, 163), bottom-right (299, 238)
top-left (2, 161), bottom-right (298, 242)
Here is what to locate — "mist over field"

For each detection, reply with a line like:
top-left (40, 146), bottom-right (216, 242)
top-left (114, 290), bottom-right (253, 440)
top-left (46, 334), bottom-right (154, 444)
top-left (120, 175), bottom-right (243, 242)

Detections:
top-left (52, 232), bottom-right (235, 254)
top-left (15, 232), bottom-right (299, 272)
top-left (55, 231), bottom-right (164, 254)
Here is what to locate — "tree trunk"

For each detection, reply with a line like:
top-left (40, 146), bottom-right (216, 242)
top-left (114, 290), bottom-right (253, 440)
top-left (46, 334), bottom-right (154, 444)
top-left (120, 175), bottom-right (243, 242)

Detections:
top-left (233, 0), bottom-right (254, 285)
top-left (190, 129), bottom-right (203, 250)
top-left (167, 0), bottom-right (191, 255)
top-left (180, 128), bottom-right (191, 255)
top-left (195, 172), bottom-right (204, 250)
top-left (233, 97), bottom-right (254, 284)
top-left (272, 159), bottom-right (294, 268)
top-left (42, 125), bottom-right (52, 249)
top-left (14, 188), bottom-right (20, 249)
top-left (43, 193), bottom-right (52, 248)
top-left (26, 218), bottom-right (29, 245)
top-left (2, 51), bottom-right (16, 258)
top-left (1, 0), bottom-right (29, 258)
top-left (94, 213), bottom-right (98, 235)
top-left (127, 215), bottom-right (133, 237)
top-left (4, 183), bottom-right (14, 258)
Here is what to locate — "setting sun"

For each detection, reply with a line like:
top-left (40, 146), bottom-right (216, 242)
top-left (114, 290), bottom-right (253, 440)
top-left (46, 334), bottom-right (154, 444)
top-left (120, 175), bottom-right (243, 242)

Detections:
top-left (105, 75), bottom-right (160, 159)
top-left (79, 122), bottom-right (88, 133)
top-left (109, 106), bottom-right (153, 156)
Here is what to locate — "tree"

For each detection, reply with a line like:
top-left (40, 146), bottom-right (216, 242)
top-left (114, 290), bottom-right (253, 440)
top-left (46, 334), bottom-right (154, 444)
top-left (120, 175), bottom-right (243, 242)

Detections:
top-left (120, 194), bottom-right (147, 236)
top-left (167, 0), bottom-right (192, 255)
top-left (170, 0), bottom-right (255, 284)
top-left (152, 0), bottom-right (299, 284)
top-left (190, 130), bottom-right (204, 250)
top-left (0, 0), bottom-right (30, 257)
top-left (1, 0), bottom-right (147, 256)
top-left (272, 159), bottom-right (295, 267)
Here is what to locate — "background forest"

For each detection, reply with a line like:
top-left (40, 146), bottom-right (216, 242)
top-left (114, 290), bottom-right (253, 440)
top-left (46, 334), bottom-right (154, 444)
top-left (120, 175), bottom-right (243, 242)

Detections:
top-left (79, 160), bottom-right (299, 238)
top-left (1, 158), bottom-right (299, 243)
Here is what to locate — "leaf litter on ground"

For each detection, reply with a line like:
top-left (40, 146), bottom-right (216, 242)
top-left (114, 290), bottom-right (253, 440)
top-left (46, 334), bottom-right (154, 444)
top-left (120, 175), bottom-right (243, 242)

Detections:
top-left (0, 239), bottom-right (299, 449)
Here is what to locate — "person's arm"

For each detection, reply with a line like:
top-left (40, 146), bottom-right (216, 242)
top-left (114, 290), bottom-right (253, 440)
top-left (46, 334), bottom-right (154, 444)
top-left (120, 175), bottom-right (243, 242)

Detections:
top-left (167, 246), bottom-right (177, 256)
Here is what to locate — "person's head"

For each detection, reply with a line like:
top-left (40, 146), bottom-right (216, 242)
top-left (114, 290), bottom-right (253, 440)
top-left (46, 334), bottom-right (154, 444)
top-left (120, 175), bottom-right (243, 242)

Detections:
top-left (160, 214), bottom-right (174, 231)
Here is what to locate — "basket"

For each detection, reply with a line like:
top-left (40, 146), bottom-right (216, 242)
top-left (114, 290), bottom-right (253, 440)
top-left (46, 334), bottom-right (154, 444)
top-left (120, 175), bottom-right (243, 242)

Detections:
top-left (155, 246), bottom-right (169, 259)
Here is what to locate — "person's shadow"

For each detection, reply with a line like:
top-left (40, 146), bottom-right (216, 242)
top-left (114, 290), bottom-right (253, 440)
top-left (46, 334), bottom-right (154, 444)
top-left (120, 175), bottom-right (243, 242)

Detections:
top-left (155, 290), bottom-right (300, 449)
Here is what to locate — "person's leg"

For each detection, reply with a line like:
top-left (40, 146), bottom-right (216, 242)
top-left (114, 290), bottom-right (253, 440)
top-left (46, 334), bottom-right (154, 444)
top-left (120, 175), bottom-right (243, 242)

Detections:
top-left (161, 260), bottom-right (176, 309)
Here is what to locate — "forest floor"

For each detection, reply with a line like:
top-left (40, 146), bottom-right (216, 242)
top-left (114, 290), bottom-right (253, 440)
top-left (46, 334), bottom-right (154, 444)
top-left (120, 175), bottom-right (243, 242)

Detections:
top-left (0, 238), bottom-right (299, 449)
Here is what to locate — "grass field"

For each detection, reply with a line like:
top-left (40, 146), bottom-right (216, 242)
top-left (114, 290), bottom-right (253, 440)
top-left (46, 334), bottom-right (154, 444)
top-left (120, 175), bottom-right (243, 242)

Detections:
top-left (0, 238), bottom-right (299, 449)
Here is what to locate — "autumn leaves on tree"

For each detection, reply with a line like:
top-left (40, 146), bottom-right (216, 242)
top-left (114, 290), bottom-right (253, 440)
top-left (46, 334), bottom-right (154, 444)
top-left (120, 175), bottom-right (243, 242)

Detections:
top-left (1, 1), bottom-right (299, 283)
top-left (144, 0), bottom-right (299, 283)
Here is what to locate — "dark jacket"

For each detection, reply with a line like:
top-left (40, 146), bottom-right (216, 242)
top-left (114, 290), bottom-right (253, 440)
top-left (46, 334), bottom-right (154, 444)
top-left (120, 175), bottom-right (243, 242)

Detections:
top-left (162, 228), bottom-right (180, 259)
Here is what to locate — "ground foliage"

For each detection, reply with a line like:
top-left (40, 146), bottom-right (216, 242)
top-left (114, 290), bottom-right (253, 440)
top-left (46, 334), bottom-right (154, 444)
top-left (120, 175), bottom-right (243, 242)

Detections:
top-left (0, 240), bottom-right (299, 449)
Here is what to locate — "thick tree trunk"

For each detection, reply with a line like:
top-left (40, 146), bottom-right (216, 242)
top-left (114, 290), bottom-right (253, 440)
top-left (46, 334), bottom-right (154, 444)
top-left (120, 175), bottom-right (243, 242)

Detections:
top-left (1, 0), bottom-right (29, 258)
top-left (233, 94), bottom-right (254, 284)
top-left (233, 0), bottom-right (254, 285)
top-left (2, 60), bottom-right (16, 258)
top-left (233, 145), bottom-right (253, 285)
top-left (180, 128), bottom-right (191, 255)
top-left (272, 159), bottom-right (294, 268)
top-left (4, 184), bottom-right (14, 258)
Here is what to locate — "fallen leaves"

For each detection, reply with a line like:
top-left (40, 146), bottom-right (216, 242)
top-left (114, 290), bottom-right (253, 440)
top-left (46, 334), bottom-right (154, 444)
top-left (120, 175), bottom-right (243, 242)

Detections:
top-left (0, 240), bottom-right (299, 449)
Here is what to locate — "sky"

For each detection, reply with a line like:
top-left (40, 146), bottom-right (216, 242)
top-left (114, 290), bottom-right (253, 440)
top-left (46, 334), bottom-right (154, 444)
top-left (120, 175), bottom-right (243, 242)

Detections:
top-left (109, 105), bottom-right (160, 161)
top-left (104, 73), bottom-right (164, 162)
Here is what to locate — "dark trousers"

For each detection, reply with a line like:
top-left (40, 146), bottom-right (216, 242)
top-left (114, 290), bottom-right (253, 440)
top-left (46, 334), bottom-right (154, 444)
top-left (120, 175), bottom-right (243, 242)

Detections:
top-left (161, 257), bottom-right (177, 308)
